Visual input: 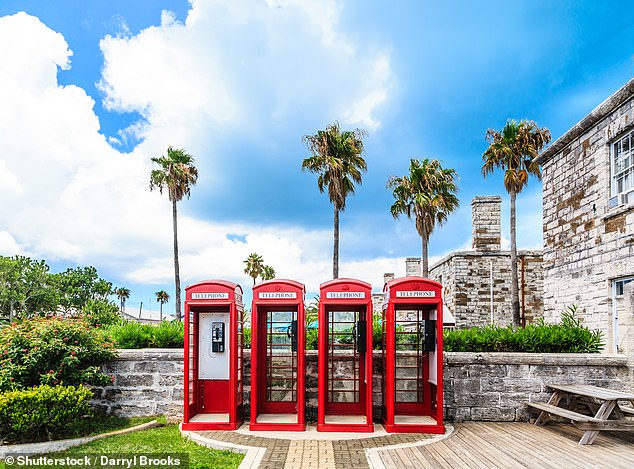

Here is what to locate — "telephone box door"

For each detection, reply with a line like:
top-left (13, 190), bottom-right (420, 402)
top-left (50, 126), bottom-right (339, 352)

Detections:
top-left (318, 278), bottom-right (374, 432)
top-left (250, 280), bottom-right (306, 431)
top-left (258, 308), bottom-right (298, 414)
top-left (382, 277), bottom-right (444, 434)
top-left (326, 308), bottom-right (366, 416)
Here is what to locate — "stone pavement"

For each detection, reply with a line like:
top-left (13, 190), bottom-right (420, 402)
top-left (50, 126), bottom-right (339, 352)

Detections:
top-left (181, 424), bottom-right (451, 469)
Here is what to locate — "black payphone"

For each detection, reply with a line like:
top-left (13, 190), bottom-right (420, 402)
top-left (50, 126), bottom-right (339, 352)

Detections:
top-left (212, 322), bottom-right (225, 353)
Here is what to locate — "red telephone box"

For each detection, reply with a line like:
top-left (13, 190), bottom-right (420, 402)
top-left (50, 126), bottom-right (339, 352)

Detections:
top-left (250, 279), bottom-right (306, 431)
top-left (382, 277), bottom-right (444, 433)
top-left (182, 280), bottom-right (244, 431)
top-left (318, 278), bottom-right (374, 432)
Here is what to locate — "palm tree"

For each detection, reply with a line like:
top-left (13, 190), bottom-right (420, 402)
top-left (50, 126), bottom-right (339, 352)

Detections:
top-left (302, 122), bottom-right (367, 279)
top-left (150, 147), bottom-right (198, 321)
top-left (261, 265), bottom-right (276, 281)
top-left (243, 253), bottom-right (264, 285)
top-left (482, 119), bottom-right (551, 327)
top-left (114, 287), bottom-right (131, 316)
top-left (388, 158), bottom-right (459, 278)
top-left (155, 290), bottom-right (170, 321)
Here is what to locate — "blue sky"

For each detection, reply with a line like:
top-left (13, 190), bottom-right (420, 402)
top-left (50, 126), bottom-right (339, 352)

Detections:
top-left (1, 0), bottom-right (633, 316)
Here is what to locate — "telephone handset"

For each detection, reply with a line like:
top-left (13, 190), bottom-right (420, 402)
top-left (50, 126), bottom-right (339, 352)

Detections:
top-left (286, 320), bottom-right (298, 352)
top-left (211, 322), bottom-right (225, 353)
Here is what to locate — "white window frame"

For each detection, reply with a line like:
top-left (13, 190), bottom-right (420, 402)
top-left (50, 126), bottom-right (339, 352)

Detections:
top-left (610, 130), bottom-right (634, 208)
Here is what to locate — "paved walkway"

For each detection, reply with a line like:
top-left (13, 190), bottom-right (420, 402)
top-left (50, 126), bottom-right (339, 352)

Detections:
top-left (182, 422), bottom-right (634, 468)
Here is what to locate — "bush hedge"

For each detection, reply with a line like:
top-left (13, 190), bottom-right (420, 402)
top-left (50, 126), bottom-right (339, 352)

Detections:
top-left (443, 306), bottom-right (604, 353)
top-left (0, 385), bottom-right (93, 443)
top-left (105, 320), bottom-right (184, 349)
top-left (0, 317), bottom-right (117, 391)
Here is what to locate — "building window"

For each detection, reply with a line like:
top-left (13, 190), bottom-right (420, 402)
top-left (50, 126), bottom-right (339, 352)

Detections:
top-left (615, 277), bottom-right (634, 296)
top-left (610, 131), bottom-right (634, 208)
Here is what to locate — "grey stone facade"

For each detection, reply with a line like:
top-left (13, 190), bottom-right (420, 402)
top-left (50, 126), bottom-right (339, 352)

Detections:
top-left (536, 78), bottom-right (634, 354)
top-left (95, 349), bottom-right (631, 423)
top-left (426, 196), bottom-right (543, 328)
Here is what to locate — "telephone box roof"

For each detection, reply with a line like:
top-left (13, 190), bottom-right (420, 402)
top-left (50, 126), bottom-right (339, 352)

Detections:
top-left (252, 279), bottom-right (305, 292)
top-left (384, 276), bottom-right (441, 292)
top-left (319, 278), bottom-right (372, 290)
top-left (186, 279), bottom-right (243, 294)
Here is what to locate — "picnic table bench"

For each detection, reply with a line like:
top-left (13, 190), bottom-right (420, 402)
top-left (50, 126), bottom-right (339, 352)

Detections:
top-left (527, 384), bottom-right (634, 445)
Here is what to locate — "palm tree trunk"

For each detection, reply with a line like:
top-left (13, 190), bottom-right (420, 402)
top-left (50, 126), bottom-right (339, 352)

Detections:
top-left (421, 235), bottom-right (429, 278)
top-left (172, 199), bottom-right (182, 321)
top-left (333, 206), bottom-right (339, 279)
top-left (160, 303), bottom-right (163, 322)
top-left (509, 191), bottom-right (520, 327)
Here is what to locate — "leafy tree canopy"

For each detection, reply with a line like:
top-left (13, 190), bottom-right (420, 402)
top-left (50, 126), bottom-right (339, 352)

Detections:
top-left (0, 256), bottom-right (116, 322)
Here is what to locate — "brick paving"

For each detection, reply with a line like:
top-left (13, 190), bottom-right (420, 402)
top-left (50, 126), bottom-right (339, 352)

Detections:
top-left (195, 428), bottom-right (433, 468)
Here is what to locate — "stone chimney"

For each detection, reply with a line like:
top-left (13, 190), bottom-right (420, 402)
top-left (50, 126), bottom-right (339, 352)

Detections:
top-left (405, 258), bottom-right (421, 277)
top-left (472, 196), bottom-right (502, 252)
top-left (383, 273), bottom-right (395, 285)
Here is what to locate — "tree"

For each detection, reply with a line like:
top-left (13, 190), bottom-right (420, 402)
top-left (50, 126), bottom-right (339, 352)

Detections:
top-left (114, 287), bottom-right (131, 315)
top-left (155, 290), bottom-right (170, 321)
top-left (0, 256), bottom-right (58, 322)
top-left (388, 158), bottom-right (459, 278)
top-left (54, 266), bottom-right (113, 312)
top-left (150, 147), bottom-right (199, 321)
top-left (302, 122), bottom-right (367, 279)
top-left (261, 265), bottom-right (276, 281)
top-left (482, 119), bottom-right (551, 327)
top-left (243, 253), bottom-right (264, 285)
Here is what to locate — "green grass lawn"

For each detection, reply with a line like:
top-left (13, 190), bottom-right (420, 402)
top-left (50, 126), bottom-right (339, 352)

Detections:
top-left (1, 424), bottom-right (244, 469)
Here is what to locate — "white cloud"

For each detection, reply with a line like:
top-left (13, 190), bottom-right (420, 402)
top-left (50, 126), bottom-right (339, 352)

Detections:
top-left (0, 231), bottom-right (24, 256)
top-left (98, 0), bottom-right (393, 144)
top-left (0, 5), bottom-right (396, 302)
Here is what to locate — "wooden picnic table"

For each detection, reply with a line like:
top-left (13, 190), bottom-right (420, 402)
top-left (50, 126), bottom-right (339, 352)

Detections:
top-left (527, 383), bottom-right (634, 445)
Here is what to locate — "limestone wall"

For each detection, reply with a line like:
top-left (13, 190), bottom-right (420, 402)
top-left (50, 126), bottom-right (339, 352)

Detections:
top-left (541, 93), bottom-right (634, 351)
top-left (430, 250), bottom-right (543, 328)
top-left (94, 349), bottom-right (631, 423)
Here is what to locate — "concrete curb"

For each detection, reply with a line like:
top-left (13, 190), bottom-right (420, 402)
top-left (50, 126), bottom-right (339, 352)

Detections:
top-left (365, 424), bottom-right (455, 469)
top-left (179, 426), bottom-right (265, 469)
top-left (0, 420), bottom-right (162, 459)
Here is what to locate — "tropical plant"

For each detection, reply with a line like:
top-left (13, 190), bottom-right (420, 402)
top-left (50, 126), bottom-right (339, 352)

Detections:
top-left (0, 317), bottom-right (117, 391)
top-left (482, 119), bottom-right (551, 326)
top-left (388, 158), bottom-right (459, 277)
top-left (150, 147), bottom-right (199, 321)
top-left (261, 265), bottom-right (276, 281)
top-left (443, 305), bottom-right (604, 353)
top-left (103, 320), bottom-right (184, 349)
top-left (155, 290), bottom-right (170, 321)
top-left (114, 287), bottom-right (131, 315)
top-left (243, 253), bottom-right (264, 285)
top-left (302, 122), bottom-right (367, 279)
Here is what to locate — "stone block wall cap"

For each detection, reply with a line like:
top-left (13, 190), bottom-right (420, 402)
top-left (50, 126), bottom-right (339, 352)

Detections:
top-left (445, 351), bottom-right (627, 366)
top-left (471, 196), bottom-right (503, 205)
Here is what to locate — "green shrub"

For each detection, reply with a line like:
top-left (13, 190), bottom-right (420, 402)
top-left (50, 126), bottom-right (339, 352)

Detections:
top-left (242, 327), bottom-right (251, 349)
top-left (306, 328), bottom-right (318, 350)
top-left (81, 299), bottom-right (122, 328)
top-left (443, 305), bottom-right (604, 353)
top-left (106, 321), bottom-right (152, 348)
top-left (105, 320), bottom-right (184, 349)
top-left (373, 315), bottom-right (383, 350)
top-left (0, 317), bottom-right (117, 391)
top-left (0, 385), bottom-right (93, 443)
top-left (151, 321), bottom-right (184, 348)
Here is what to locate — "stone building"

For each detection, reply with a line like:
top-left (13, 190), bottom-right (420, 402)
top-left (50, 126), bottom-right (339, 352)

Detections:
top-left (535, 78), bottom-right (634, 354)
top-left (410, 196), bottom-right (544, 328)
